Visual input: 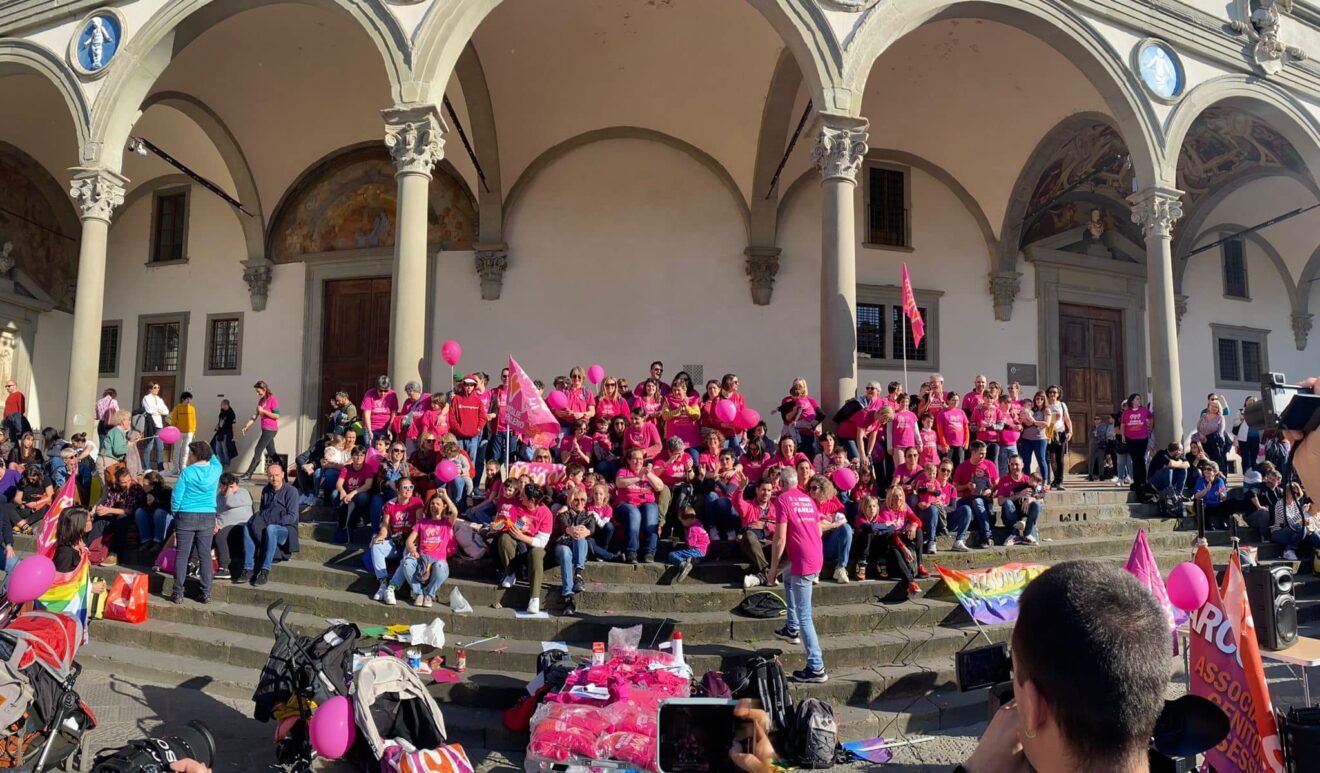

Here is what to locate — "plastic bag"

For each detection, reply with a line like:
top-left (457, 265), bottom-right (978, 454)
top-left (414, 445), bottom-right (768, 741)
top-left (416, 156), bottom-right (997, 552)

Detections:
top-left (104, 572), bottom-right (149, 624)
top-left (409, 618), bottom-right (445, 648)
top-left (608, 624), bottom-right (642, 657)
top-left (597, 731), bottom-right (655, 771)
top-left (450, 587), bottom-right (472, 614)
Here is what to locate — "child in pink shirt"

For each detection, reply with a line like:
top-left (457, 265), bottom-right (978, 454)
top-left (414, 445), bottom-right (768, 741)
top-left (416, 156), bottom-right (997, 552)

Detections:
top-left (936, 395), bottom-right (969, 466)
top-left (888, 396), bottom-right (919, 466)
top-left (665, 508), bottom-right (709, 582)
top-left (917, 414), bottom-right (940, 468)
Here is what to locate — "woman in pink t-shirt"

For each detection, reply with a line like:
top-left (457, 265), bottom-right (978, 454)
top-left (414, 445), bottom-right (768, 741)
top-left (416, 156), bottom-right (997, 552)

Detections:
top-left (634, 379), bottom-right (664, 426)
top-left (401, 492), bottom-right (458, 606)
top-left (971, 383), bottom-right (1004, 466)
top-left (917, 414), bottom-right (940, 468)
top-left (1120, 393), bottom-right (1154, 488)
top-left (888, 394), bottom-right (919, 467)
top-left (494, 483), bottom-right (555, 615)
top-left (660, 378), bottom-right (702, 459)
top-left (240, 380), bottom-right (281, 480)
top-left (623, 407), bottom-right (663, 460)
top-left (360, 375), bottom-right (399, 445)
top-left (769, 436), bottom-right (809, 473)
top-left (779, 378), bottom-right (822, 460)
top-left (997, 394), bottom-right (1023, 477)
top-left (613, 449), bottom-right (664, 563)
top-left (558, 419), bottom-right (594, 467)
top-left (594, 378), bottom-right (630, 423)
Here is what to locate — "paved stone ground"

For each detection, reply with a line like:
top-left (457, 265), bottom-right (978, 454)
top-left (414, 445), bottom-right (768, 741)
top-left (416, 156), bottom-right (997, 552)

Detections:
top-left (75, 618), bottom-right (1320, 772)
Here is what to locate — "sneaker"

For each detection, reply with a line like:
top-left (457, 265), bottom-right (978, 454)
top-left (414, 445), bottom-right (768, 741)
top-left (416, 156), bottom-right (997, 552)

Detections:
top-left (253, 569), bottom-right (269, 587)
top-left (526, 597), bottom-right (541, 615)
top-left (499, 573), bottom-right (516, 589)
top-left (926, 541), bottom-right (937, 555)
top-left (1003, 534), bottom-right (1019, 547)
top-left (1023, 534), bottom-right (1039, 545)
top-left (917, 565), bottom-right (929, 578)
top-left (726, 531), bottom-right (738, 542)
top-left (952, 540), bottom-right (972, 553)
top-left (573, 570), bottom-right (584, 595)
top-left (978, 533), bottom-right (994, 549)
top-left (200, 596), bottom-right (211, 605)
top-left (1284, 549), bottom-right (1299, 561)
top-left (811, 574), bottom-right (819, 584)
top-left (707, 527), bottom-right (719, 543)
top-left (743, 573), bottom-right (763, 589)
top-left (383, 586), bottom-right (397, 605)
top-left (641, 553), bottom-right (654, 564)
top-left (412, 594), bottom-right (426, 607)
top-left (423, 596), bottom-right (434, 608)
top-left (169, 592), bottom-right (184, 605)
top-left (374, 580), bottom-right (388, 601)
top-left (854, 564), bottom-right (867, 582)
top-left (563, 594), bottom-right (576, 616)
top-left (233, 570), bottom-right (251, 585)
top-left (790, 667), bottom-right (828, 684)
top-left (774, 626), bottom-right (801, 645)
top-left (675, 559), bottom-right (694, 584)
top-left (907, 582), bottom-right (922, 596)
top-left (832, 566), bottom-right (849, 584)
top-left (626, 552), bottom-right (638, 565)
top-left (214, 569), bottom-right (232, 580)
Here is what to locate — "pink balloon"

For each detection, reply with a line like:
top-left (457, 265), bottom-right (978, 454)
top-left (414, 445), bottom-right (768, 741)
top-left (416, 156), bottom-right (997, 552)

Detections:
top-left (309, 695), bottom-right (355, 759)
top-left (734, 407), bottom-right (761, 432)
top-left (158, 426), bottom-right (181, 444)
top-left (832, 467), bottom-right (859, 493)
top-left (1166, 562), bottom-right (1210, 613)
top-left (440, 340), bottom-right (462, 367)
top-left (587, 364), bottom-right (605, 385)
top-left (714, 399), bottom-right (737, 424)
top-left (546, 390), bottom-right (569, 411)
top-left (6, 555), bottom-right (54, 604)
top-left (436, 459), bottom-right (459, 484)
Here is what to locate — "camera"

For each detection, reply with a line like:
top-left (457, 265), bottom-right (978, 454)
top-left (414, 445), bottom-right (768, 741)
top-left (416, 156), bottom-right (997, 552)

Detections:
top-left (1244, 372), bottom-right (1320, 433)
top-left (91, 721), bottom-right (215, 772)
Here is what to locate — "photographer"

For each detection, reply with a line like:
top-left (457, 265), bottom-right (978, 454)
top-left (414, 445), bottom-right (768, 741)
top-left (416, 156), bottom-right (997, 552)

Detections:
top-left (1287, 377), bottom-right (1320, 496)
top-left (960, 561), bottom-right (1170, 773)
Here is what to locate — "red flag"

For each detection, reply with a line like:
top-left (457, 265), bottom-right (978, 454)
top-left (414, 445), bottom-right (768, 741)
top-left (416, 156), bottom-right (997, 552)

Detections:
top-left (1189, 546), bottom-right (1285, 772)
top-left (505, 356), bottom-right (561, 449)
top-left (901, 263), bottom-right (925, 350)
top-left (36, 477), bottom-right (80, 558)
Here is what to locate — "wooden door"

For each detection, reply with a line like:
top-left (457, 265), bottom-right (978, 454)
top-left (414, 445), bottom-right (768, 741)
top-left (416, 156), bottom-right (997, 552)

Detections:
top-left (137, 315), bottom-right (187, 408)
top-left (1059, 304), bottom-right (1124, 471)
top-left (321, 278), bottom-right (391, 430)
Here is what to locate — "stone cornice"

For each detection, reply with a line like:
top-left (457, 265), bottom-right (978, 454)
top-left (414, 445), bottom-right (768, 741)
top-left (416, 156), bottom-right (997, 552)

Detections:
top-left (0, 0), bottom-right (103, 36)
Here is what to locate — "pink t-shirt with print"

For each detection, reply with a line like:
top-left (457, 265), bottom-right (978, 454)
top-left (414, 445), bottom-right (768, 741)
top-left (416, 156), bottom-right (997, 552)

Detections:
top-left (890, 410), bottom-right (919, 448)
top-left (413, 519), bottom-right (456, 560)
top-left (918, 429), bottom-right (940, 467)
top-left (361, 389), bottom-right (398, 432)
top-left (259, 394), bottom-right (280, 432)
top-left (623, 423), bottom-right (662, 456)
top-left (772, 488), bottom-right (824, 577)
top-left (655, 454), bottom-right (693, 487)
top-left (1122, 407), bottom-right (1152, 440)
top-left (937, 409), bottom-right (968, 449)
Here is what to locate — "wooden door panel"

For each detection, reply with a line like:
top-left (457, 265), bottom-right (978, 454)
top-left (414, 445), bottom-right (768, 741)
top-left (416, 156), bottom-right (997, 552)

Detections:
top-left (1064, 368), bottom-right (1089, 403)
top-left (321, 278), bottom-right (392, 429)
top-left (1058, 304), bottom-right (1125, 463)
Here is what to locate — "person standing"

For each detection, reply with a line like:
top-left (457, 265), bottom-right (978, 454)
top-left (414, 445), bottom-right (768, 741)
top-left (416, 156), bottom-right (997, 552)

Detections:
top-left (211, 399), bottom-right (237, 467)
top-left (1119, 394), bottom-right (1153, 489)
top-left (240, 381), bottom-right (280, 480)
top-left (169, 441), bottom-right (223, 604)
top-left (448, 375), bottom-right (486, 468)
top-left (361, 375), bottom-right (398, 446)
top-left (168, 392), bottom-right (197, 476)
top-left (765, 468), bottom-right (827, 684)
top-left (2, 379), bottom-right (25, 441)
top-left (140, 382), bottom-right (170, 472)
top-left (95, 388), bottom-right (119, 443)
top-left (1043, 385), bottom-right (1072, 490)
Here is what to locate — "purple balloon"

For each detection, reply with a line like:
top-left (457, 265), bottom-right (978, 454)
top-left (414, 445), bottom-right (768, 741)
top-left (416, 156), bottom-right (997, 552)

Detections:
top-left (158, 426), bottom-right (181, 444)
top-left (546, 390), bottom-right (569, 411)
top-left (7, 554), bottom-right (55, 604)
top-left (436, 459), bottom-right (459, 484)
top-left (309, 695), bottom-right (355, 759)
top-left (714, 399), bottom-right (737, 424)
top-left (1166, 562), bottom-right (1209, 613)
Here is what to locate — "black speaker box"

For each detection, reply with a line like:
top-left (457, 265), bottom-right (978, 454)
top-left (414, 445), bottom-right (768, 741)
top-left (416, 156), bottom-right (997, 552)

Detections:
top-left (1244, 564), bottom-right (1298, 651)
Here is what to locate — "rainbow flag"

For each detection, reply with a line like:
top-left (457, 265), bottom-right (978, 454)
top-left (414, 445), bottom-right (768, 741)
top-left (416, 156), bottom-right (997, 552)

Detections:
top-left (935, 562), bottom-right (1047, 624)
top-left (33, 477), bottom-right (90, 641)
top-left (36, 477), bottom-right (79, 558)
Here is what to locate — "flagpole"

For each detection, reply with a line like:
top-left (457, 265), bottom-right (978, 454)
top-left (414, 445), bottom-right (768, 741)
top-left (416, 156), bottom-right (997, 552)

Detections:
top-left (901, 308), bottom-right (909, 395)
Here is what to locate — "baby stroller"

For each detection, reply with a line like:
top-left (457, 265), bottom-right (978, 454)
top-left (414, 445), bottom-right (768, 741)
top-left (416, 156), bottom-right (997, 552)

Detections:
top-left (353, 656), bottom-right (458, 773)
top-left (0, 611), bottom-right (96, 772)
top-left (253, 600), bottom-right (360, 773)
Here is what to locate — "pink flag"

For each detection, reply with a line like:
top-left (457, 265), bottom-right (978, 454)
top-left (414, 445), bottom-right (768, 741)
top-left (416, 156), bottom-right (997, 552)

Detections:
top-left (901, 264), bottom-right (925, 350)
top-left (1122, 529), bottom-right (1184, 653)
top-left (36, 477), bottom-right (80, 558)
top-left (506, 356), bottom-right (560, 449)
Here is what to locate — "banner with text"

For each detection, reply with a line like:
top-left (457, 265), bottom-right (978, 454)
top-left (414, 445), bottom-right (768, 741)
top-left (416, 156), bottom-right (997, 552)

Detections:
top-left (935, 562), bottom-right (1047, 625)
top-left (506, 356), bottom-right (560, 450)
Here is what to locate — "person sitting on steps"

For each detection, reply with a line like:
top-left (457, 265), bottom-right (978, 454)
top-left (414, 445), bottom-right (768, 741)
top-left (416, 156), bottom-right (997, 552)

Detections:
top-left (236, 461), bottom-right (300, 587)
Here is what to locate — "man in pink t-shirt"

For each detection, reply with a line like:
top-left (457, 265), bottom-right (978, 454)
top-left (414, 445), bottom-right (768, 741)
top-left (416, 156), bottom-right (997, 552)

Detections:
top-left (766, 468), bottom-right (827, 683)
top-left (950, 440), bottom-right (999, 551)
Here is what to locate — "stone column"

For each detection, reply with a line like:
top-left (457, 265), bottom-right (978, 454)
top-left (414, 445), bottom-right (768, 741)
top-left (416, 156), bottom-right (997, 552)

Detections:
top-left (383, 106), bottom-right (445, 391)
top-left (66, 168), bottom-right (126, 437)
top-left (811, 114), bottom-right (868, 417)
top-left (1129, 186), bottom-right (1184, 445)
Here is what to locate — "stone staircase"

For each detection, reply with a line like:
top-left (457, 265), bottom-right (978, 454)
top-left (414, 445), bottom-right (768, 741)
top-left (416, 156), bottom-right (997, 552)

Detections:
top-left (17, 483), bottom-right (1317, 754)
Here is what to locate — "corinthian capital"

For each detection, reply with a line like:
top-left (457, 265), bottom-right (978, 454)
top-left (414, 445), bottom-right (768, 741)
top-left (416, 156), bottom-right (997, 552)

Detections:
top-left (1128, 187), bottom-right (1184, 240)
top-left (745, 246), bottom-right (781, 306)
top-left (1292, 311), bottom-right (1313, 350)
top-left (988, 271), bottom-right (1022, 322)
top-left (382, 105), bottom-right (446, 176)
top-left (474, 242), bottom-right (508, 301)
top-left (68, 168), bottom-right (127, 223)
top-left (811, 115), bottom-right (869, 183)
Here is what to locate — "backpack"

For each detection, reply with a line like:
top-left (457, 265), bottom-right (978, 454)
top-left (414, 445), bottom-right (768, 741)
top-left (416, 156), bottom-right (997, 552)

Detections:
top-left (697, 671), bottom-right (732, 699)
top-left (786, 699), bottom-right (840, 769)
top-left (734, 591), bottom-right (787, 619)
top-left (831, 398), bottom-right (864, 426)
top-left (536, 649), bottom-right (575, 693)
top-left (730, 655), bottom-right (793, 734)
top-left (1157, 493), bottom-right (1185, 520)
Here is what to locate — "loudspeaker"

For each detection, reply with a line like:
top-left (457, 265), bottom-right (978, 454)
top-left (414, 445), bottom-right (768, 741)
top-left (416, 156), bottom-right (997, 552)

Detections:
top-left (1244, 564), bottom-right (1298, 651)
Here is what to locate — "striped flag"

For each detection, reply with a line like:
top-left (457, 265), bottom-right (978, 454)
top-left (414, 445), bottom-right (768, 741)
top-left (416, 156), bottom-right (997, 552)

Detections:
top-left (901, 263), bottom-right (925, 350)
top-left (36, 477), bottom-right (79, 558)
top-left (33, 477), bottom-right (90, 640)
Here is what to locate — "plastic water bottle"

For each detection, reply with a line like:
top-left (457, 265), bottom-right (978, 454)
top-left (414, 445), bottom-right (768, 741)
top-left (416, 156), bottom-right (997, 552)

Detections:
top-left (671, 631), bottom-right (684, 666)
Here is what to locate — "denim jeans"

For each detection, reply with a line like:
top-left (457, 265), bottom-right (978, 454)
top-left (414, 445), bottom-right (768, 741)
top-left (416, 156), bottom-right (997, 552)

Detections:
top-left (1117, 453), bottom-right (1133, 481)
top-left (146, 435), bottom-right (165, 471)
top-left (591, 522), bottom-right (616, 559)
top-left (918, 505), bottom-right (940, 545)
top-left (489, 431), bottom-right (513, 471)
top-left (315, 468), bottom-right (340, 502)
top-left (784, 569), bottom-right (823, 672)
top-left (702, 494), bottom-right (737, 533)
top-left (174, 512), bottom-right (216, 597)
top-left (1001, 500), bottom-right (1040, 539)
top-left (401, 554), bottom-right (449, 599)
top-left (447, 476), bottom-right (472, 509)
top-left (370, 492), bottom-right (397, 532)
top-left (666, 547), bottom-right (704, 565)
top-left (1020, 439), bottom-right (1048, 486)
top-left (369, 539), bottom-right (402, 580)
top-left (468, 500), bottom-right (497, 525)
top-left (456, 435), bottom-right (481, 470)
top-left (1270, 528), bottom-right (1320, 552)
top-left (954, 496), bottom-right (991, 541)
top-left (554, 540), bottom-right (588, 595)
top-left (212, 438), bottom-right (232, 467)
top-left (337, 491), bottom-right (373, 531)
top-left (243, 523), bottom-right (290, 572)
top-left (614, 502), bottom-right (659, 556)
top-left (1150, 467), bottom-right (1187, 494)
top-left (821, 524), bottom-right (852, 568)
top-left (996, 443), bottom-right (1018, 477)
top-left (134, 507), bottom-right (172, 543)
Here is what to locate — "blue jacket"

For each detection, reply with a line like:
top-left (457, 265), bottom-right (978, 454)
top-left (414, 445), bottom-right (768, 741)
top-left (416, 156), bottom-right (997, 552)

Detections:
top-left (172, 456), bottom-right (222, 514)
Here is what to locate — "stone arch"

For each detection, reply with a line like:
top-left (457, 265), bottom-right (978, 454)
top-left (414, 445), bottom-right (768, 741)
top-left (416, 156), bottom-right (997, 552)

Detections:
top-left (1171, 166), bottom-right (1319, 268)
top-left (1183, 222), bottom-right (1301, 307)
top-left (503, 128), bottom-right (751, 242)
top-left (1163, 74), bottom-right (1320, 192)
top-left (999, 112), bottom-right (1129, 275)
top-left (745, 48), bottom-right (804, 305)
top-left (138, 92), bottom-right (265, 266)
top-left (113, 172), bottom-right (195, 224)
top-left (412, 0), bottom-right (843, 117)
top-left (86, 0), bottom-right (411, 171)
top-left (454, 42), bottom-right (503, 250)
top-left (1297, 243), bottom-right (1320, 317)
top-left (845, 0), bottom-right (1163, 189)
top-left (0, 40), bottom-right (91, 154)
top-left (266, 142), bottom-right (476, 263)
top-left (776, 147), bottom-right (999, 264)
top-left (0, 141), bottom-right (81, 311)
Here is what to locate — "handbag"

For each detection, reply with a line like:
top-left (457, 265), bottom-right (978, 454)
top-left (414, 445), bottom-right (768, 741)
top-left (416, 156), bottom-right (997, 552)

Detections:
top-left (104, 571), bottom-right (149, 624)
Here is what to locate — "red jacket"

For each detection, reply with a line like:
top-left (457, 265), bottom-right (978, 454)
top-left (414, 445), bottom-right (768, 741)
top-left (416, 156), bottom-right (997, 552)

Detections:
top-left (448, 392), bottom-right (487, 439)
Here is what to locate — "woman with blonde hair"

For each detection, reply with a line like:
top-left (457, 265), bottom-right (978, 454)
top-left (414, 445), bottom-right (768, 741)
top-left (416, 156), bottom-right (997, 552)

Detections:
top-left (778, 378), bottom-right (822, 460)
